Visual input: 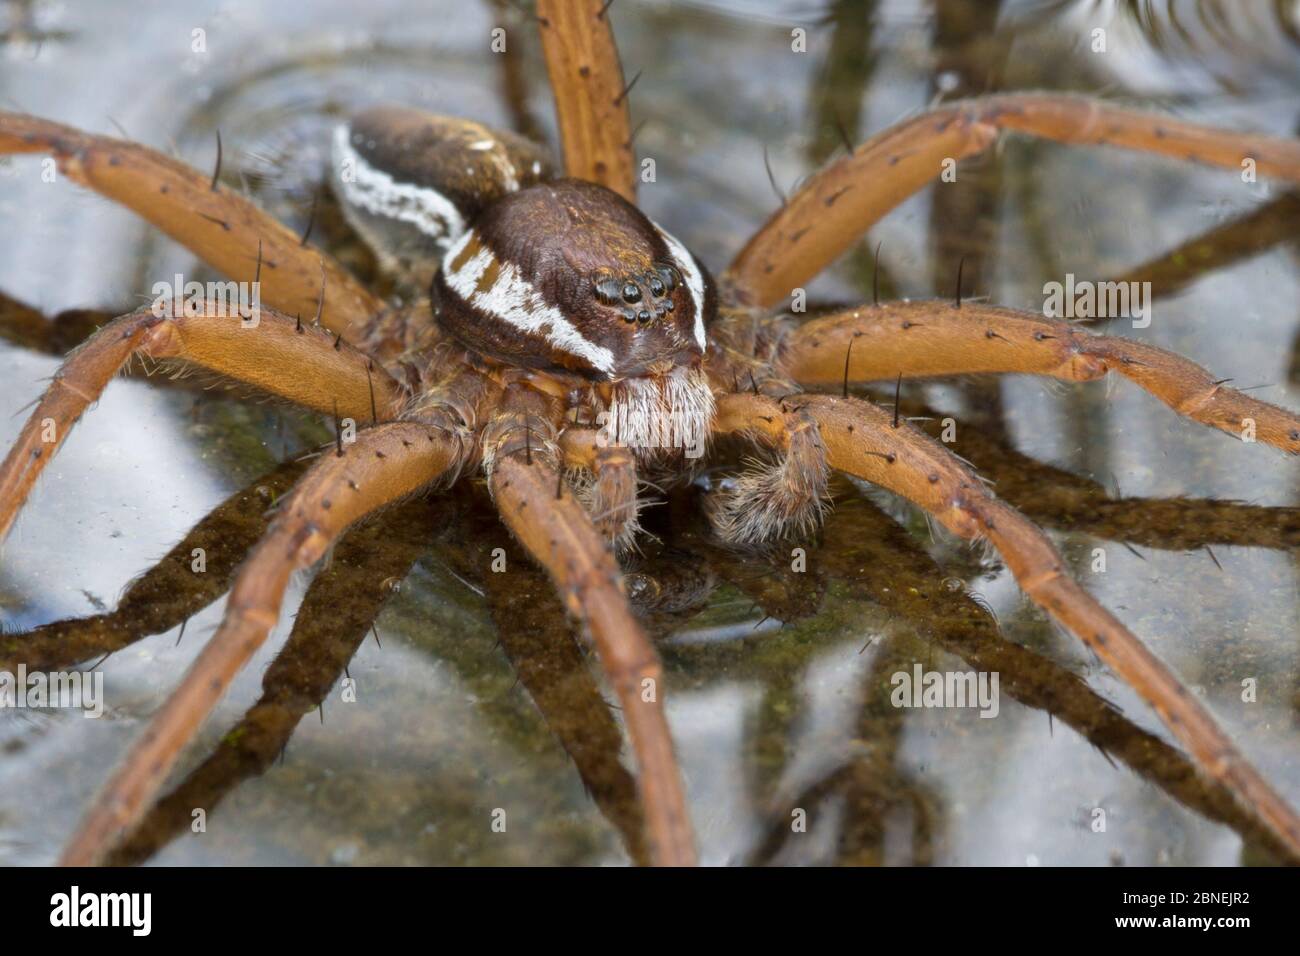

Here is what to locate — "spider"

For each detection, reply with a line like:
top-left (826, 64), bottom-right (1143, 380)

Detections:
top-left (1, 0), bottom-right (1299, 866)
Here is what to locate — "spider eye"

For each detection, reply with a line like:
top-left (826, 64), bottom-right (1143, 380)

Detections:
top-left (594, 276), bottom-right (623, 305)
top-left (622, 282), bottom-right (642, 304)
top-left (648, 275), bottom-right (666, 297)
top-left (654, 263), bottom-right (681, 293)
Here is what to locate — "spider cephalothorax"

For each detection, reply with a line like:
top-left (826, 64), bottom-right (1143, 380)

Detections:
top-left (423, 176), bottom-right (719, 475)
top-left (3, 0), bottom-right (1300, 869)
top-left (435, 179), bottom-right (713, 380)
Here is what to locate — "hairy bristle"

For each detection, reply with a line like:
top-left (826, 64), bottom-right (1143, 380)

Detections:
top-left (606, 364), bottom-right (715, 473)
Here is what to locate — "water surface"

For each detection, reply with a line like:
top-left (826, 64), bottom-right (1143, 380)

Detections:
top-left (1, 0), bottom-right (1298, 865)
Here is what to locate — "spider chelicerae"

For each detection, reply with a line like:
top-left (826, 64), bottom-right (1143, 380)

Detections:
top-left (1, 1), bottom-right (1299, 866)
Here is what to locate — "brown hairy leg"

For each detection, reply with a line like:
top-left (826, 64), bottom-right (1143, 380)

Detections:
top-left (536, 0), bottom-right (637, 202)
top-left (479, 534), bottom-right (650, 865)
top-left (713, 391), bottom-right (1300, 858)
top-left (819, 494), bottom-right (1299, 861)
top-left (889, 395), bottom-right (1300, 553)
top-left (780, 301), bottom-right (1300, 454)
top-left (0, 302), bottom-right (406, 539)
top-left (725, 93), bottom-right (1300, 307)
top-left (106, 495), bottom-right (436, 865)
top-left (489, 409), bottom-right (694, 866)
top-left (0, 112), bottom-right (380, 333)
top-left (59, 421), bottom-right (465, 865)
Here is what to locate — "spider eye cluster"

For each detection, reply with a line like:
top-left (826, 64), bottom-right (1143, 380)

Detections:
top-left (432, 178), bottom-right (716, 380)
top-left (594, 264), bottom-right (681, 323)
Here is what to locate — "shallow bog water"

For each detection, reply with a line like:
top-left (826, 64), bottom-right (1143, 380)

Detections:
top-left (0, 0), bottom-right (1298, 865)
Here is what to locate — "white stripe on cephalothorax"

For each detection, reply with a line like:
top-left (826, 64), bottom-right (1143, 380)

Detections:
top-left (443, 231), bottom-right (616, 375)
top-left (443, 235), bottom-right (494, 290)
top-left (333, 124), bottom-right (466, 247)
top-left (654, 224), bottom-right (707, 350)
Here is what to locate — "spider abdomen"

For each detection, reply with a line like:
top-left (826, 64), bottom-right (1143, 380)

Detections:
top-left (332, 107), bottom-right (552, 285)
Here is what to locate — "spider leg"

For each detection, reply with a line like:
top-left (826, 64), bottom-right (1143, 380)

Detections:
top-left (536, 0), bottom-right (636, 202)
top-left (0, 113), bottom-right (379, 333)
top-left (58, 421), bottom-right (465, 865)
top-left (714, 391), bottom-right (1300, 858)
top-left (0, 459), bottom-right (306, 674)
top-left (0, 302), bottom-right (406, 539)
top-left (105, 494), bottom-right (435, 865)
top-left (900, 398), bottom-right (1300, 552)
top-left (0, 290), bottom-right (259, 398)
top-left (478, 534), bottom-right (649, 865)
top-left (487, 401), bottom-right (694, 866)
top-left (558, 426), bottom-right (641, 547)
top-left (677, 484), bottom-right (1295, 857)
top-left (820, 494), bottom-right (1297, 860)
top-left (780, 302), bottom-right (1300, 454)
top-left (725, 94), bottom-right (1300, 307)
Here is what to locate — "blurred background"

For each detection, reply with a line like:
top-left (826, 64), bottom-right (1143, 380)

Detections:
top-left (0, 0), bottom-right (1297, 865)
